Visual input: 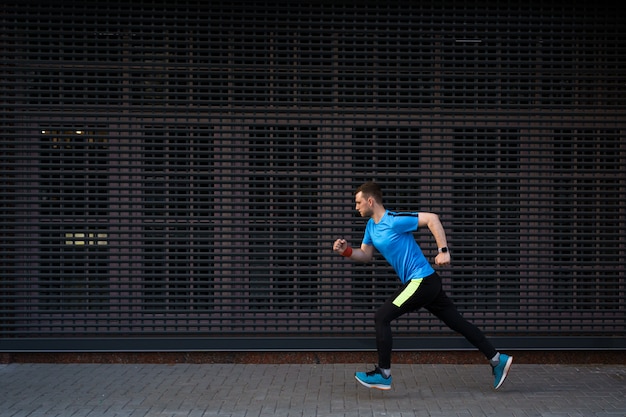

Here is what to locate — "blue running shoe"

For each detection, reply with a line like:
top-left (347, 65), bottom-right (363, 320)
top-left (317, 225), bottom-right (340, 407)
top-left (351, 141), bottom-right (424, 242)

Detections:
top-left (493, 353), bottom-right (513, 389)
top-left (355, 366), bottom-right (392, 390)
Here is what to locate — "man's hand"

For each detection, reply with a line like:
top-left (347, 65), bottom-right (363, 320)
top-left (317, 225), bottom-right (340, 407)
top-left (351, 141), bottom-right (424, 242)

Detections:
top-left (333, 238), bottom-right (349, 255)
top-left (435, 251), bottom-right (451, 266)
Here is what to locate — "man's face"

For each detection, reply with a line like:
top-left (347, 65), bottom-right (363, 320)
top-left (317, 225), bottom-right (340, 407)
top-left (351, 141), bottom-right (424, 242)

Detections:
top-left (355, 191), bottom-right (374, 218)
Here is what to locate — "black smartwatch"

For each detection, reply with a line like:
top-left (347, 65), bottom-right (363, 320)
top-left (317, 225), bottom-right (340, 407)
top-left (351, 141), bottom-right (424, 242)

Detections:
top-left (438, 247), bottom-right (448, 253)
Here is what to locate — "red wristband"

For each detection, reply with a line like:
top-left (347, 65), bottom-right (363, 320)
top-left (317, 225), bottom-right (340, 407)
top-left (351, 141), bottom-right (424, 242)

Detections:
top-left (341, 247), bottom-right (353, 257)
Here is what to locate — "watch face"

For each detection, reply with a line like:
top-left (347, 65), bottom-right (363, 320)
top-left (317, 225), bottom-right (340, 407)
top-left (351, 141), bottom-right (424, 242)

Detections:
top-left (440, 247), bottom-right (448, 253)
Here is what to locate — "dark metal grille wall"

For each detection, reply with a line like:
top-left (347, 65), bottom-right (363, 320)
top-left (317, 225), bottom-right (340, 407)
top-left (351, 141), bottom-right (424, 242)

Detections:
top-left (1, 1), bottom-right (625, 351)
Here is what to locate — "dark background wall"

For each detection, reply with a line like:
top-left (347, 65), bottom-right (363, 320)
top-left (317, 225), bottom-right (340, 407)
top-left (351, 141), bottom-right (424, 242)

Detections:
top-left (1, 1), bottom-right (625, 353)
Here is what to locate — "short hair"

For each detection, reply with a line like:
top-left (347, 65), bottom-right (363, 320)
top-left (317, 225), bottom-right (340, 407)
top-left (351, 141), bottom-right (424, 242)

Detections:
top-left (355, 181), bottom-right (383, 204)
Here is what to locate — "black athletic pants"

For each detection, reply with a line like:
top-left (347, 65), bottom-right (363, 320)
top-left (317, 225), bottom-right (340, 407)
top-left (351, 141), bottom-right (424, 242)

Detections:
top-left (375, 272), bottom-right (497, 369)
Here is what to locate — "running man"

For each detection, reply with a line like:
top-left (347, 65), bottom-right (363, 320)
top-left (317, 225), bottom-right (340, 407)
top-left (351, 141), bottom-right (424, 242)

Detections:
top-left (333, 181), bottom-right (512, 391)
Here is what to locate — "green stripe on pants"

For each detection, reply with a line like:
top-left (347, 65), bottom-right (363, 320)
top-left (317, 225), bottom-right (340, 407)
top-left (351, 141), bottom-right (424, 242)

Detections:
top-left (392, 278), bottom-right (423, 307)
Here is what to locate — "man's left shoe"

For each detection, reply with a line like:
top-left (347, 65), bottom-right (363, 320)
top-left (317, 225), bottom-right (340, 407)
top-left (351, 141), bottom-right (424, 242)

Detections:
top-left (355, 366), bottom-right (392, 390)
top-left (493, 353), bottom-right (513, 389)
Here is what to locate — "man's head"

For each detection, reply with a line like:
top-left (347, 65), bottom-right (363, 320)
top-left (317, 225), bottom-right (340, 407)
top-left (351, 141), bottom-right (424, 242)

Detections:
top-left (354, 181), bottom-right (383, 218)
top-left (355, 181), bottom-right (383, 204)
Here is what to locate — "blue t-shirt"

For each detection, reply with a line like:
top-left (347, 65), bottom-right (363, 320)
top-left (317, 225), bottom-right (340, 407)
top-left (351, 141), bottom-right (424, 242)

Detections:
top-left (362, 210), bottom-right (435, 283)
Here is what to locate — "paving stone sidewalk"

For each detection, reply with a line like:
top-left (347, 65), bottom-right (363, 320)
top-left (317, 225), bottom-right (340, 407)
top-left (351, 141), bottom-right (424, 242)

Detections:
top-left (1, 362), bottom-right (625, 417)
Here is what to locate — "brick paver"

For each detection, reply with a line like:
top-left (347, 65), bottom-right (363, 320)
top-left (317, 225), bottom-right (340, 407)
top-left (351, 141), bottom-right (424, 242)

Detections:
top-left (1, 362), bottom-right (625, 416)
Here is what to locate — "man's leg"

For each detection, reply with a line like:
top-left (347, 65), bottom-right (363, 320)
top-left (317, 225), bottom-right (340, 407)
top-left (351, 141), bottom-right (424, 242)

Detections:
top-left (356, 277), bottom-right (437, 390)
top-left (425, 287), bottom-right (497, 359)
top-left (375, 278), bottom-right (438, 368)
top-left (353, 298), bottom-right (399, 390)
top-left (374, 297), bottom-right (402, 370)
top-left (425, 286), bottom-right (513, 389)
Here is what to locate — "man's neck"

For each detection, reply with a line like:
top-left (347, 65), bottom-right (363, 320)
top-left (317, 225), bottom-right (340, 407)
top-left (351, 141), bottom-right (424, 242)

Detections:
top-left (371, 205), bottom-right (387, 224)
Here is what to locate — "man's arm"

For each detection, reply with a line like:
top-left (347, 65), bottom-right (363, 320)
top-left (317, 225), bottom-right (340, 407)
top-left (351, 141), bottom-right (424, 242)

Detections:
top-left (333, 239), bottom-right (375, 262)
top-left (418, 212), bottom-right (451, 266)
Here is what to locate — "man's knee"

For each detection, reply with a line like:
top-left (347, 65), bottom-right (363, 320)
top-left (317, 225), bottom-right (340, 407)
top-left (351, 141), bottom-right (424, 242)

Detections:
top-left (375, 304), bottom-right (395, 328)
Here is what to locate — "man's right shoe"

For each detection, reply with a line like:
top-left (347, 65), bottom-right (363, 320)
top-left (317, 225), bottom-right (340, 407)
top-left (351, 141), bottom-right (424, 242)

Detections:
top-left (493, 353), bottom-right (513, 389)
top-left (355, 366), bottom-right (392, 390)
